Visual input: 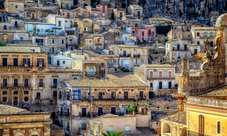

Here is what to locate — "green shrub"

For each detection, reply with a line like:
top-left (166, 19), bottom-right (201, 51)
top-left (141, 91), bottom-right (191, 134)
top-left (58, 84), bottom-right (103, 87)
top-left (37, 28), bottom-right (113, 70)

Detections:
top-left (123, 69), bottom-right (130, 72)
top-left (0, 41), bottom-right (6, 46)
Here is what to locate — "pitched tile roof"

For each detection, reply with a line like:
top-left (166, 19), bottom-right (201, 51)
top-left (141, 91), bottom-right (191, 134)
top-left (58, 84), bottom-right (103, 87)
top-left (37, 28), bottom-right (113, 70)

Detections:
top-left (0, 46), bottom-right (34, 53)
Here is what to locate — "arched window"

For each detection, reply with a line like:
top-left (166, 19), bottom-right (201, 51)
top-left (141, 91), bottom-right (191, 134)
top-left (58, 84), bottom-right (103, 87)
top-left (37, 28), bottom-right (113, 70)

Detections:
top-left (199, 115), bottom-right (204, 136)
top-left (168, 71), bottom-right (171, 78)
top-left (209, 32), bottom-right (213, 38)
top-left (163, 123), bottom-right (170, 133)
top-left (159, 71), bottom-right (162, 78)
top-left (149, 71), bottom-right (153, 78)
top-left (203, 32), bottom-right (207, 38)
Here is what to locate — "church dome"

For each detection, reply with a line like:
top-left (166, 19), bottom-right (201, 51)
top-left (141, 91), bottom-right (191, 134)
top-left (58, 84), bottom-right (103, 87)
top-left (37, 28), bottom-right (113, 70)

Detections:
top-left (216, 13), bottom-right (227, 27)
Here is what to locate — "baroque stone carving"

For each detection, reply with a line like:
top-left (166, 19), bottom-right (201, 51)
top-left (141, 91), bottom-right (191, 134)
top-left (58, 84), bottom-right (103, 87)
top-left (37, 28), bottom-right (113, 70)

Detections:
top-left (13, 129), bottom-right (25, 136)
top-left (29, 128), bottom-right (41, 134)
top-left (178, 27), bottom-right (225, 95)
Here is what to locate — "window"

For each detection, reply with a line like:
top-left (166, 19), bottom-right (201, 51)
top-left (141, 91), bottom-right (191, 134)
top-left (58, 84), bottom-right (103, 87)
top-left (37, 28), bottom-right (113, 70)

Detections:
top-left (3, 79), bottom-right (7, 87)
top-left (210, 41), bottom-right (214, 47)
top-left (20, 37), bottom-right (23, 40)
top-left (2, 91), bottom-right (7, 95)
top-left (89, 68), bottom-right (95, 75)
top-left (197, 32), bottom-right (200, 36)
top-left (97, 38), bottom-right (100, 43)
top-left (23, 58), bottom-right (30, 66)
top-left (3, 25), bottom-right (7, 30)
top-left (39, 79), bottom-right (44, 87)
top-left (24, 97), bottom-right (28, 102)
top-left (62, 61), bottom-right (65, 64)
top-left (84, 28), bottom-right (86, 31)
top-left (73, 76), bottom-right (78, 80)
top-left (2, 58), bottom-right (7, 66)
top-left (159, 71), bottom-right (162, 78)
top-left (174, 35), bottom-right (177, 39)
top-left (142, 31), bottom-right (144, 36)
top-left (73, 89), bottom-right (81, 100)
top-left (203, 32), bottom-right (207, 38)
top-left (14, 91), bottom-right (18, 94)
top-left (108, 126), bottom-right (113, 132)
top-left (96, 126), bottom-right (100, 134)
top-left (67, 122), bottom-right (70, 131)
top-left (15, 5), bottom-right (18, 8)
top-left (57, 60), bottom-right (60, 66)
top-left (119, 12), bottom-right (122, 17)
top-left (159, 82), bottom-right (162, 89)
top-left (125, 126), bottom-right (130, 134)
top-left (52, 39), bottom-right (55, 44)
top-left (168, 71), bottom-right (171, 78)
top-left (149, 71), bottom-right (153, 78)
top-left (90, 40), bottom-right (92, 43)
top-left (184, 45), bottom-right (187, 50)
top-left (14, 79), bottom-right (18, 86)
top-left (90, 125), bottom-right (94, 135)
top-left (37, 58), bottom-right (44, 66)
top-left (3, 97), bottom-right (7, 103)
top-left (194, 49), bottom-right (198, 54)
top-left (217, 121), bottom-right (221, 134)
top-left (24, 91), bottom-right (29, 94)
top-left (197, 41), bottom-right (200, 45)
top-left (62, 40), bottom-right (64, 44)
top-left (58, 21), bottom-right (61, 27)
top-left (24, 79), bottom-right (29, 87)
top-left (199, 115), bottom-right (204, 135)
top-left (52, 78), bottom-right (58, 87)
top-left (177, 44), bottom-right (180, 50)
top-left (210, 32), bottom-right (213, 38)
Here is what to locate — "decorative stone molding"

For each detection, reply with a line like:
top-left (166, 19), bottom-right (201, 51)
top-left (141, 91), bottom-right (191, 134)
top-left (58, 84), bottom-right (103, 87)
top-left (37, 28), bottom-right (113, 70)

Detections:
top-left (3, 129), bottom-right (10, 136)
top-left (13, 129), bottom-right (25, 136)
top-left (29, 128), bottom-right (41, 135)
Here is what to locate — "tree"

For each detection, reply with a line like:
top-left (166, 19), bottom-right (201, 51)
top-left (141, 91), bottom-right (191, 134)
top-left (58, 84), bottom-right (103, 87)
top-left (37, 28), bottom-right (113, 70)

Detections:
top-left (102, 131), bottom-right (125, 136)
top-left (0, 40), bottom-right (6, 46)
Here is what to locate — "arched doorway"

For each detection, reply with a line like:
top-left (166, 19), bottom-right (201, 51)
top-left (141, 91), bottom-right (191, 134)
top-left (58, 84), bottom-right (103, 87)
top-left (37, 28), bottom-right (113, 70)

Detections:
top-left (31, 13), bottom-right (35, 19)
top-left (181, 127), bottom-right (187, 136)
top-left (51, 112), bottom-right (56, 121)
top-left (149, 91), bottom-right (155, 99)
top-left (13, 97), bottom-right (18, 105)
top-left (163, 123), bottom-right (170, 134)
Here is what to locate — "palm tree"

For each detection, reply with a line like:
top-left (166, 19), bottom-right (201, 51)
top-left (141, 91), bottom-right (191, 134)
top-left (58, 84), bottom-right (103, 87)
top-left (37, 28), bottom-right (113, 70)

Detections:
top-left (102, 131), bottom-right (125, 136)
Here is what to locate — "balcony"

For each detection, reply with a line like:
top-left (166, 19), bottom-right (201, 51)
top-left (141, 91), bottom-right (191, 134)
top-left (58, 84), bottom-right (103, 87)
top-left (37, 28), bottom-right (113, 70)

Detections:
top-left (134, 54), bottom-right (140, 57)
top-left (172, 48), bottom-right (188, 51)
top-left (148, 76), bottom-right (174, 80)
top-left (58, 111), bottom-right (64, 115)
top-left (0, 65), bottom-right (33, 69)
top-left (36, 96), bottom-right (40, 99)
top-left (119, 54), bottom-right (131, 57)
top-left (37, 64), bottom-right (45, 68)
top-left (1, 83), bottom-right (31, 88)
top-left (51, 84), bottom-right (58, 88)
top-left (38, 83), bottom-right (45, 87)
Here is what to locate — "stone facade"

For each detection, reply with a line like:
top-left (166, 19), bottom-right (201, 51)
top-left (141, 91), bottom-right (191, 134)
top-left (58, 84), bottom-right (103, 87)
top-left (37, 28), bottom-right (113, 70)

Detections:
top-left (0, 104), bottom-right (51, 136)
